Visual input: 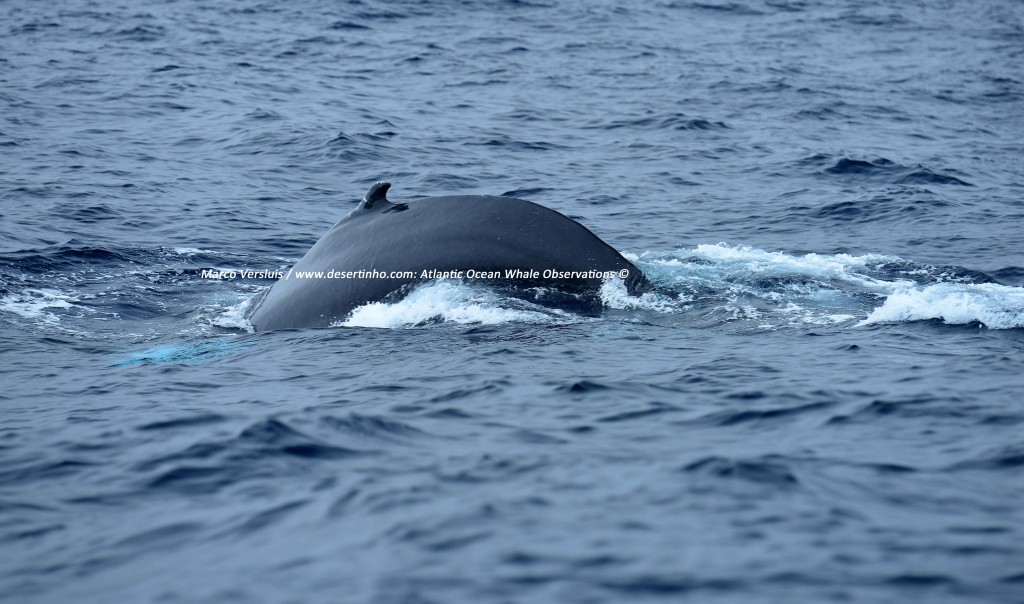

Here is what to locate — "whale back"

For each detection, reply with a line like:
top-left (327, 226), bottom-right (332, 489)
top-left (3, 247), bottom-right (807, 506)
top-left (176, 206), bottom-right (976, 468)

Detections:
top-left (247, 185), bottom-right (648, 330)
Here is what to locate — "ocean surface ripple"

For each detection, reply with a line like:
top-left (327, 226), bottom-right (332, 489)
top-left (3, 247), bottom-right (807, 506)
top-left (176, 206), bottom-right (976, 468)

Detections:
top-left (1, 0), bottom-right (1022, 602)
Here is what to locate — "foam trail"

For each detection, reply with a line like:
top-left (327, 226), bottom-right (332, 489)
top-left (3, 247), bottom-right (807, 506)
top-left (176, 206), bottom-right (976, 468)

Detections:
top-left (623, 244), bottom-right (897, 327)
top-left (627, 244), bottom-right (1024, 329)
top-left (860, 283), bottom-right (1024, 329)
top-left (632, 244), bottom-right (905, 291)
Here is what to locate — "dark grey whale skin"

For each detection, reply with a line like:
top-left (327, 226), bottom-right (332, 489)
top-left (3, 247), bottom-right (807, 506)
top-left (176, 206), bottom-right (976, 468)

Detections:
top-left (247, 182), bottom-right (651, 331)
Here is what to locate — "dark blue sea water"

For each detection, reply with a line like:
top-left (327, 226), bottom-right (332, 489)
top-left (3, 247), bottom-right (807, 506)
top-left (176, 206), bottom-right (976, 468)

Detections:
top-left (2, 0), bottom-right (1023, 602)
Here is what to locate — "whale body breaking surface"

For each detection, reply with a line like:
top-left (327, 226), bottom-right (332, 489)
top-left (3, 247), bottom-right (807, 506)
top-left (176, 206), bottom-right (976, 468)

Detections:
top-left (246, 182), bottom-right (650, 331)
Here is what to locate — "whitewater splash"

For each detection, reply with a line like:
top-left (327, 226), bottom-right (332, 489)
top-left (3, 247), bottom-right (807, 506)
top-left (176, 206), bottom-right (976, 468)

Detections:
top-left (324, 244), bottom-right (1024, 330)
top-left (338, 281), bottom-right (579, 329)
top-left (860, 283), bottom-right (1024, 329)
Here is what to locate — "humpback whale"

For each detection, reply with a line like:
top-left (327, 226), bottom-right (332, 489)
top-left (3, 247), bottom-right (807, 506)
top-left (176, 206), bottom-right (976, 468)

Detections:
top-left (247, 182), bottom-right (650, 331)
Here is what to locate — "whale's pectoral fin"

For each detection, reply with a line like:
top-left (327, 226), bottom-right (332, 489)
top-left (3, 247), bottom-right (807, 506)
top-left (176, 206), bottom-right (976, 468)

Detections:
top-left (362, 181), bottom-right (391, 209)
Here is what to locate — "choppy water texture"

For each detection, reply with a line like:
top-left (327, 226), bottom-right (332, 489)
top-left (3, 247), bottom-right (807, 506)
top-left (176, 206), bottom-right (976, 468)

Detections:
top-left (2, 0), bottom-right (1023, 602)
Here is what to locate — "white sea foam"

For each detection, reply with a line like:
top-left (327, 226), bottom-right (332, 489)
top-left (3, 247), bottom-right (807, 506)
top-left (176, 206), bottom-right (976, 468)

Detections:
top-left (209, 296), bottom-right (256, 332)
top-left (599, 277), bottom-right (680, 311)
top-left (172, 247), bottom-right (213, 255)
top-left (626, 244), bottom-right (1024, 330)
top-left (0, 288), bottom-right (80, 325)
top-left (622, 244), bottom-right (1024, 330)
top-left (860, 283), bottom-right (1024, 329)
top-left (340, 281), bottom-right (572, 329)
top-left (624, 244), bottom-right (897, 327)
top-left (635, 243), bottom-right (905, 291)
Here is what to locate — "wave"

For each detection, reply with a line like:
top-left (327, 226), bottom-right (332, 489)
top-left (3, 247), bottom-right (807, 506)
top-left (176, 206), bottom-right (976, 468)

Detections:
top-left (138, 419), bottom-right (368, 496)
top-left (585, 111), bottom-right (729, 132)
top-left (800, 154), bottom-right (973, 187)
top-left (860, 282), bottom-right (1024, 329)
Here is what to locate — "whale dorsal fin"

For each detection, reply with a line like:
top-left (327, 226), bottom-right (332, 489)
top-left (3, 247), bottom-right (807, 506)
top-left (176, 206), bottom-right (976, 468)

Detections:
top-left (362, 181), bottom-right (391, 209)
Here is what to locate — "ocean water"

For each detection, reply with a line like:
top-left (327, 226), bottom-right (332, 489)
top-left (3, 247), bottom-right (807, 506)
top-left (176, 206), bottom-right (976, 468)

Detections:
top-left (2, 0), bottom-right (1023, 602)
